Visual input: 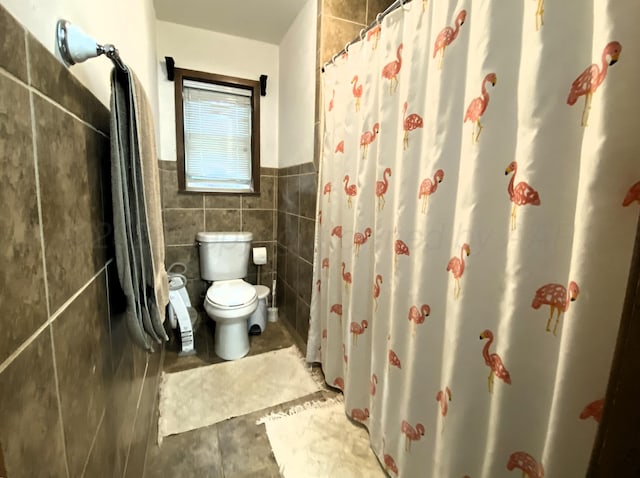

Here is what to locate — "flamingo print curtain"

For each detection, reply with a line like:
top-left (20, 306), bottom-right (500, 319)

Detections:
top-left (307, 0), bottom-right (640, 476)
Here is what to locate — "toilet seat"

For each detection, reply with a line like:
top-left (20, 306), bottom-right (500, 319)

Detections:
top-left (206, 279), bottom-right (257, 309)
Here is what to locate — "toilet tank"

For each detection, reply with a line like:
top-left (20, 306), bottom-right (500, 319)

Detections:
top-left (196, 231), bottom-right (253, 281)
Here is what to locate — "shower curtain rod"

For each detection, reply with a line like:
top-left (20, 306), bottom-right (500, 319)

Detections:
top-left (56, 19), bottom-right (127, 73)
top-left (322, 0), bottom-right (415, 71)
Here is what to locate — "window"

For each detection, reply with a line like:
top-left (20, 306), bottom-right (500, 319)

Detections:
top-left (174, 68), bottom-right (260, 193)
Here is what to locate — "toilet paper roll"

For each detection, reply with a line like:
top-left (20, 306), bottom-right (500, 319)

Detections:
top-left (253, 247), bottom-right (267, 265)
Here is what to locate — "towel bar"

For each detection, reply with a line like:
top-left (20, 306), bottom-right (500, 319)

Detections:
top-left (56, 19), bottom-right (127, 72)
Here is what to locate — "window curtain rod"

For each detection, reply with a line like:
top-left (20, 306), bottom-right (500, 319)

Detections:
top-left (322, 0), bottom-right (415, 71)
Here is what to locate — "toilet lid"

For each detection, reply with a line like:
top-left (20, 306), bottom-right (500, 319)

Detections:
top-left (207, 280), bottom-right (257, 307)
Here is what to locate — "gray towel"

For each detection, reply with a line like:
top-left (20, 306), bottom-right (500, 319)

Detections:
top-left (110, 67), bottom-right (169, 351)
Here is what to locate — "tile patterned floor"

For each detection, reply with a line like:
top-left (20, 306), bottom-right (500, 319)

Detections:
top-left (145, 318), bottom-right (338, 478)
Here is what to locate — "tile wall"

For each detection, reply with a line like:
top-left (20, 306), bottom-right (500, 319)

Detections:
top-left (274, 0), bottom-right (395, 348)
top-left (276, 163), bottom-right (318, 345)
top-left (0, 6), bottom-right (161, 477)
top-left (159, 161), bottom-right (278, 307)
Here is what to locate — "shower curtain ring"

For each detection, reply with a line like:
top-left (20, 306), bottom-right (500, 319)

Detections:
top-left (359, 28), bottom-right (366, 41)
top-left (376, 12), bottom-right (383, 25)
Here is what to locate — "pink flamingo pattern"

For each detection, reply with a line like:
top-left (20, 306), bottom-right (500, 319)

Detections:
top-left (330, 304), bottom-right (342, 323)
top-left (402, 102), bottom-right (423, 150)
top-left (567, 41), bottom-right (622, 127)
top-left (331, 225), bottom-right (342, 238)
top-left (373, 274), bottom-right (383, 310)
top-left (323, 182), bottom-right (332, 202)
top-left (353, 227), bottom-right (372, 255)
top-left (343, 343), bottom-right (348, 364)
top-left (341, 262), bottom-right (352, 289)
top-left (382, 44), bottom-right (403, 94)
top-left (580, 399), bottom-right (604, 423)
top-left (623, 181), bottom-right (640, 206)
top-left (351, 75), bottom-right (363, 112)
top-left (370, 374), bottom-right (378, 396)
top-left (316, 279), bottom-right (321, 293)
top-left (350, 320), bottom-right (368, 345)
top-left (333, 377), bottom-right (344, 390)
top-left (382, 438), bottom-right (399, 476)
top-left (408, 304), bottom-right (430, 336)
top-left (533, 0), bottom-right (544, 31)
top-left (505, 161), bottom-right (541, 230)
top-left (447, 243), bottom-right (471, 299)
top-left (394, 239), bottom-right (410, 266)
top-left (433, 10), bottom-right (467, 69)
top-left (436, 387), bottom-right (452, 431)
top-left (389, 348), bottom-right (402, 370)
top-left (351, 408), bottom-right (370, 423)
top-left (360, 122), bottom-right (380, 159)
top-left (531, 281), bottom-right (579, 335)
top-left (321, 257), bottom-right (329, 272)
top-left (506, 451), bottom-right (545, 478)
top-left (464, 73), bottom-right (497, 143)
top-left (328, 89), bottom-right (335, 111)
top-left (401, 420), bottom-right (425, 451)
top-left (335, 140), bottom-right (344, 153)
top-left (367, 24), bottom-right (381, 49)
top-left (418, 169), bottom-right (445, 213)
top-left (343, 175), bottom-right (357, 207)
top-left (376, 167), bottom-right (392, 210)
top-left (480, 329), bottom-right (511, 393)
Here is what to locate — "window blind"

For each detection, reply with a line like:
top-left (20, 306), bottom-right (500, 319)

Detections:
top-left (182, 79), bottom-right (253, 191)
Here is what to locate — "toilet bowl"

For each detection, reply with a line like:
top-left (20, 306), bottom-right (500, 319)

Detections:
top-left (204, 279), bottom-right (258, 360)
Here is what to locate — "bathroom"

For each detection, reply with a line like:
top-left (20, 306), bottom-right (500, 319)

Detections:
top-left (1, 0), bottom-right (639, 476)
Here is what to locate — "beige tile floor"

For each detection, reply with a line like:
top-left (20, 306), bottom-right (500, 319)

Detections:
top-left (145, 317), bottom-right (338, 478)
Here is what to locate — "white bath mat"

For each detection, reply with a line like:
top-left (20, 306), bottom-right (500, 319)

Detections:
top-left (261, 399), bottom-right (384, 477)
top-left (158, 346), bottom-right (321, 441)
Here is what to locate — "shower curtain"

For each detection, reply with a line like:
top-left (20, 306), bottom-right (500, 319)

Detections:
top-left (308, 1), bottom-right (640, 476)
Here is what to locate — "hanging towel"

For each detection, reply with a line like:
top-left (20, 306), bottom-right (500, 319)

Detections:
top-left (110, 67), bottom-right (169, 351)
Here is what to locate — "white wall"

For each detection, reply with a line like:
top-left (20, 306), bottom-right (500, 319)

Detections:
top-left (156, 20), bottom-right (280, 168)
top-left (0, 0), bottom-right (159, 125)
top-left (278, 0), bottom-right (317, 168)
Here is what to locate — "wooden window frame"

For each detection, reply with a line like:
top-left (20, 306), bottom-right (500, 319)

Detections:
top-left (174, 67), bottom-right (261, 194)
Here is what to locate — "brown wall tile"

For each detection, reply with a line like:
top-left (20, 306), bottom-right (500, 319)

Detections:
top-left (204, 194), bottom-right (242, 209)
top-left (367, 0), bottom-right (396, 23)
top-left (0, 5), bottom-right (27, 83)
top-left (299, 173), bottom-right (318, 219)
top-left (27, 35), bottom-right (110, 134)
top-left (164, 209), bottom-right (204, 245)
top-left (324, 0), bottom-right (367, 23)
top-left (299, 217), bottom-right (316, 262)
top-left (165, 245), bottom-right (201, 279)
top-left (242, 175), bottom-right (275, 209)
top-left (298, 259), bottom-right (314, 304)
top-left (0, 330), bottom-right (68, 478)
top-left (205, 209), bottom-right (241, 232)
top-left (242, 210), bottom-right (275, 243)
top-left (286, 250), bottom-right (299, 287)
top-left (285, 214), bottom-right (299, 255)
top-left (52, 272), bottom-right (111, 476)
top-left (35, 95), bottom-right (109, 312)
top-left (0, 74), bottom-right (48, 363)
top-left (160, 169), bottom-right (203, 208)
top-left (320, 16), bottom-right (365, 64)
top-left (296, 298), bottom-right (311, 341)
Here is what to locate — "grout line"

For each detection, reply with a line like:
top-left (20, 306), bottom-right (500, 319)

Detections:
top-left (0, 65), bottom-right (108, 139)
top-left (122, 356), bottom-right (150, 476)
top-left (26, 34), bottom-right (71, 478)
top-left (80, 407), bottom-right (106, 477)
top-left (0, 260), bottom-right (112, 376)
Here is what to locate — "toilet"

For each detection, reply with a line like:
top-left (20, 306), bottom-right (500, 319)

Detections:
top-left (197, 231), bottom-right (258, 360)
